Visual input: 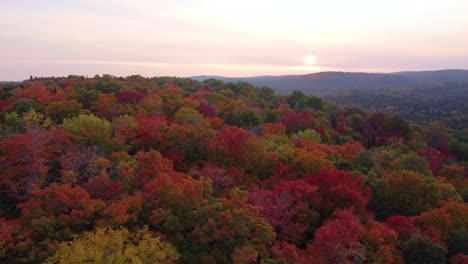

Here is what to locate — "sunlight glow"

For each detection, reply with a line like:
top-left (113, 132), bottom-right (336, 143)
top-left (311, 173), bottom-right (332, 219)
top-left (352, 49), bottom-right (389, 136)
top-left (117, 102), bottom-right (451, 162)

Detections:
top-left (303, 56), bottom-right (317, 65)
top-left (1, 0), bottom-right (468, 80)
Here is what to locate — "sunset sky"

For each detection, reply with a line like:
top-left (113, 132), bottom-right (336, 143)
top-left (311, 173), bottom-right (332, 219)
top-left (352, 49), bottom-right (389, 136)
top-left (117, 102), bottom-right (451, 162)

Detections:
top-left (2, 0), bottom-right (468, 80)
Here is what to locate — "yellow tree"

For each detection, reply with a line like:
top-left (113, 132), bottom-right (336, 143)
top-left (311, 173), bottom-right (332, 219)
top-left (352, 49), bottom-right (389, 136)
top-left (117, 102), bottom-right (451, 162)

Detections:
top-left (45, 227), bottom-right (178, 264)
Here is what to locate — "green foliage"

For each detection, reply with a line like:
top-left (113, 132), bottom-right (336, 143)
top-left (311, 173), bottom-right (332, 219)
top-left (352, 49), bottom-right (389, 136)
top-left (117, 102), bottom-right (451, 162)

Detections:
top-left (0, 76), bottom-right (466, 264)
top-left (224, 109), bottom-right (262, 130)
top-left (291, 129), bottom-right (321, 142)
top-left (385, 170), bottom-right (461, 216)
top-left (14, 99), bottom-right (35, 115)
top-left (62, 114), bottom-right (111, 146)
top-left (4, 111), bottom-right (23, 134)
top-left (72, 87), bottom-right (101, 108)
top-left (45, 100), bottom-right (82, 123)
top-left (401, 235), bottom-right (447, 264)
top-left (392, 153), bottom-right (432, 176)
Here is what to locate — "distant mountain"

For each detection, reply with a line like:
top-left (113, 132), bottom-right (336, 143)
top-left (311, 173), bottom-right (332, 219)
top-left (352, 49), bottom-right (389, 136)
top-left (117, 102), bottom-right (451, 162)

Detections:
top-left (391, 69), bottom-right (468, 83)
top-left (191, 69), bottom-right (468, 95)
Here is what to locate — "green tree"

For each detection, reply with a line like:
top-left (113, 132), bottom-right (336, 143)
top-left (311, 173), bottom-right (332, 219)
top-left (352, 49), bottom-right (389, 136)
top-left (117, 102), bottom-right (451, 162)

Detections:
top-left (4, 111), bottom-right (23, 134)
top-left (45, 100), bottom-right (82, 123)
top-left (62, 114), bottom-right (111, 147)
top-left (401, 235), bottom-right (446, 264)
top-left (292, 129), bottom-right (321, 142)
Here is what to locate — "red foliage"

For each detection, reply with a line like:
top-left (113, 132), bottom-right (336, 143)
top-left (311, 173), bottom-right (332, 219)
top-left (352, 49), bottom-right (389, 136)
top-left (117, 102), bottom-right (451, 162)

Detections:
top-left (450, 254), bottom-right (468, 264)
top-left (0, 99), bottom-right (9, 113)
top-left (307, 209), bottom-right (365, 263)
top-left (249, 180), bottom-right (319, 244)
top-left (190, 89), bottom-right (212, 101)
top-left (19, 184), bottom-right (103, 220)
top-left (413, 201), bottom-right (468, 246)
top-left (417, 147), bottom-right (451, 174)
top-left (12, 82), bottom-right (67, 105)
top-left (199, 102), bottom-right (217, 117)
top-left (98, 193), bottom-right (143, 226)
top-left (362, 220), bottom-right (403, 263)
top-left (0, 129), bottom-right (72, 199)
top-left (162, 149), bottom-right (185, 165)
top-left (282, 111), bottom-right (314, 134)
top-left (135, 114), bottom-right (166, 147)
top-left (190, 164), bottom-right (251, 197)
top-left (206, 117), bottom-right (224, 129)
top-left (207, 125), bottom-right (253, 164)
top-left (385, 215), bottom-right (417, 240)
top-left (261, 163), bottom-right (299, 188)
top-left (294, 139), bottom-right (337, 155)
top-left (61, 80), bottom-right (72, 89)
top-left (85, 173), bottom-right (122, 200)
top-left (133, 150), bottom-right (175, 188)
top-left (271, 241), bottom-right (311, 263)
top-left (262, 123), bottom-right (286, 137)
top-left (116, 90), bottom-right (147, 104)
top-left (0, 218), bottom-right (35, 261)
top-left (334, 140), bottom-right (365, 161)
top-left (305, 169), bottom-right (371, 215)
top-left (143, 171), bottom-right (207, 212)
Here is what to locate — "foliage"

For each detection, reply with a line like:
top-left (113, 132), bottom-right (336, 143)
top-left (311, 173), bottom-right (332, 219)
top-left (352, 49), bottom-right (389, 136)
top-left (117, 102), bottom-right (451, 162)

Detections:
top-left (0, 76), bottom-right (466, 263)
top-left (45, 227), bottom-right (178, 264)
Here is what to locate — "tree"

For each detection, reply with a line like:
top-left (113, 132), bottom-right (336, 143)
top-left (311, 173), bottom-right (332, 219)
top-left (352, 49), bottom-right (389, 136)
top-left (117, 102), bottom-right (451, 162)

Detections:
top-left (116, 90), bottom-right (147, 105)
top-left (290, 147), bottom-right (334, 175)
top-left (224, 109), bottom-right (262, 130)
top-left (392, 153), bottom-right (432, 176)
top-left (305, 169), bottom-right (371, 217)
top-left (450, 254), bottom-right (468, 264)
top-left (135, 115), bottom-right (166, 149)
top-left (207, 125), bottom-right (252, 166)
top-left (198, 102), bottom-right (217, 117)
top-left (307, 209), bottom-right (365, 264)
top-left (286, 90), bottom-right (306, 111)
top-left (3, 111), bottom-right (23, 134)
top-left (45, 100), bottom-right (82, 124)
top-left (45, 227), bottom-right (178, 264)
top-left (62, 114), bottom-right (112, 147)
top-left (249, 180), bottom-right (319, 245)
top-left (384, 170), bottom-right (461, 216)
top-left (282, 111), bottom-right (314, 134)
top-left (292, 129), bottom-right (321, 142)
top-left (401, 235), bottom-right (447, 264)
top-left (361, 219), bottom-right (403, 263)
top-left (91, 93), bottom-right (133, 120)
top-left (412, 201), bottom-right (468, 255)
top-left (18, 184), bottom-right (104, 239)
top-left (188, 189), bottom-right (275, 263)
top-left (0, 129), bottom-right (72, 199)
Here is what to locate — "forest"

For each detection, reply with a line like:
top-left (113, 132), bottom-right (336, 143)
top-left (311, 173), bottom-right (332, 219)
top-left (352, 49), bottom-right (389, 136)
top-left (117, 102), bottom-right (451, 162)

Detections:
top-left (0, 75), bottom-right (466, 264)
top-left (323, 82), bottom-right (468, 141)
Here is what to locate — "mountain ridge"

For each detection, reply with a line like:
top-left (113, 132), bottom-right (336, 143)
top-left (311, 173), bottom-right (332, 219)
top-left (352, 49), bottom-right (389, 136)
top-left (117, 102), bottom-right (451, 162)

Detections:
top-left (191, 69), bottom-right (468, 94)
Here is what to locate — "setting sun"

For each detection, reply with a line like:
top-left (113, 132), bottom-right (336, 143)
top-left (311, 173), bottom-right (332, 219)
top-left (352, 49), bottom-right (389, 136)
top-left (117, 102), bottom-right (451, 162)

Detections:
top-left (303, 55), bottom-right (317, 65)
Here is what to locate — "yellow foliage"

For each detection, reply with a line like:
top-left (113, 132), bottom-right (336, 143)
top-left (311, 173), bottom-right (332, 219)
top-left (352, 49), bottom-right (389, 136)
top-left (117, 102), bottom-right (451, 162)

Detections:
top-left (45, 227), bottom-right (178, 264)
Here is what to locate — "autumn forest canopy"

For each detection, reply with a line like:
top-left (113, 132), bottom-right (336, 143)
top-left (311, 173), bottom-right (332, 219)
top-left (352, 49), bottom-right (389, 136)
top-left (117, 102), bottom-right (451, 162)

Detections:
top-left (0, 75), bottom-right (467, 264)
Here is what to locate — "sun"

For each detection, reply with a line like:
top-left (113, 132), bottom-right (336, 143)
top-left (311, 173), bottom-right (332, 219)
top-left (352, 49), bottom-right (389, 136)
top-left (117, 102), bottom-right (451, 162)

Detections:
top-left (303, 55), bottom-right (317, 65)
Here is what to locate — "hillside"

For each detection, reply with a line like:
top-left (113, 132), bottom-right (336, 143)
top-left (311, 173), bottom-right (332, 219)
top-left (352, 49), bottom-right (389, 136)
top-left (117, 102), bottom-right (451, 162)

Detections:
top-left (323, 82), bottom-right (468, 139)
top-left (0, 76), bottom-right (467, 263)
top-left (192, 69), bottom-right (468, 94)
top-left (193, 70), bottom-right (468, 136)
top-left (392, 69), bottom-right (468, 83)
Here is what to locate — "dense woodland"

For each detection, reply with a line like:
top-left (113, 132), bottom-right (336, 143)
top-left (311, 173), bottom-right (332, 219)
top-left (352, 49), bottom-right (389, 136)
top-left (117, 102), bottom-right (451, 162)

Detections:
top-left (0, 75), bottom-right (467, 263)
top-left (323, 82), bottom-right (468, 141)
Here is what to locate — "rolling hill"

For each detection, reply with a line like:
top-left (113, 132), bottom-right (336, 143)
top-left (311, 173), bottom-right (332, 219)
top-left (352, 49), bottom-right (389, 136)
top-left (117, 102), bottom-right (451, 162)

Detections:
top-left (191, 69), bottom-right (468, 95)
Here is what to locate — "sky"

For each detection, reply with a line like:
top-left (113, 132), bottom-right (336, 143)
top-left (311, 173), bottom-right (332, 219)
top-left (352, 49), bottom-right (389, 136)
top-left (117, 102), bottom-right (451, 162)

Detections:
top-left (1, 0), bottom-right (468, 80)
